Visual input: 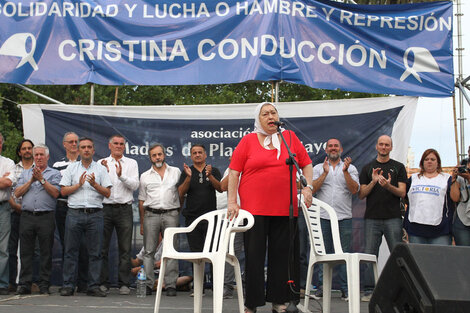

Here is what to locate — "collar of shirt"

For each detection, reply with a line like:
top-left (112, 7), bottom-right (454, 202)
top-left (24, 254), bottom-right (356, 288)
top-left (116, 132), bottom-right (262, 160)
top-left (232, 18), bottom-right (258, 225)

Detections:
top-left (139, 165), bottom-right (180, 209)
top-left (102, 155), bottom-right (137, 204)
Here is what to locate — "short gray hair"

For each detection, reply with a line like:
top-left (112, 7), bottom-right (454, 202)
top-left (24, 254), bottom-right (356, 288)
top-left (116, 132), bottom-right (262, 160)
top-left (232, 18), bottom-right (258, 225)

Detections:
top-left (109, 134), bottom-right (126, 144)
top-left (33, 144), bottom-right (49, 156)
top-left (63, 132), bottom-right (78, 142)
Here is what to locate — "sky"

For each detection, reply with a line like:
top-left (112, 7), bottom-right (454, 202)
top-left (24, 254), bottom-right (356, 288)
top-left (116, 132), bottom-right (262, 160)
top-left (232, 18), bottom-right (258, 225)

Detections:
top-left (409, 1), bottom-right (469, 167)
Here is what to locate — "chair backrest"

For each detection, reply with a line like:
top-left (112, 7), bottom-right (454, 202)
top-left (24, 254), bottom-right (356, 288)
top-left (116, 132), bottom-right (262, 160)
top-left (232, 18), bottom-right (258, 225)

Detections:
top-left (190, 209), bottom-right (254, 255)
top-left (300, 196), bottom-right (344, 256)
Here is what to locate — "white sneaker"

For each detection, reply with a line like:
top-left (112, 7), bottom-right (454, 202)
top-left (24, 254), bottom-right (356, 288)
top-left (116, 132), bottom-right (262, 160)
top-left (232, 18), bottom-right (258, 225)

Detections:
top-left (99, 285), bottom-right (109, 293)
top-left (119, 286), bottom-right (131, 295)
top-left (361, 293), bottom-right (372, 302)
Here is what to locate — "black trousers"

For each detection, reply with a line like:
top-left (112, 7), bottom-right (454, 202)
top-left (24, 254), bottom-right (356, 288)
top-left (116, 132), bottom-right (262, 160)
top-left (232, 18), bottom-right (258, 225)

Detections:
top-left (185, 217), bottom-right (208, 252)
top-left (244, 215), bottom-right (300, 309)
top-left (100, 203), bottom-right (133, 287)
top-left (8, 211), bottom-right (21, 286)
top-left (19, 211), bottom-right (55, 288)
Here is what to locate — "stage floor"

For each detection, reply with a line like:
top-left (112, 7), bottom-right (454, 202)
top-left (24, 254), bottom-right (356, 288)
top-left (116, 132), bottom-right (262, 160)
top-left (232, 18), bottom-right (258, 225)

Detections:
top-left (0, 286), bottom-right (369, 313)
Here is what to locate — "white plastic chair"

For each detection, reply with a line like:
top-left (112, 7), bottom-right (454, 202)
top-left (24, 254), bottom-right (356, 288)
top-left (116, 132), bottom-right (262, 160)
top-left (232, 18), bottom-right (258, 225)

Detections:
top-left (299, 196), bottom-right (378, 313)
top-left (153, 209), bottom-right (254, 313)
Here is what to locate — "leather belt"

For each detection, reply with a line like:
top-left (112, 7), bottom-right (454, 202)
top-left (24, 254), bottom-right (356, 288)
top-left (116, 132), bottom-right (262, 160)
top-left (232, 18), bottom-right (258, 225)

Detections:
top-left (23, 210), bottom-right (53, 216)
top-left (145, 207), bottom-right (178, 214)
top-left (75, 208), bottom-right (101, 214)
top-left (104, 203), bottom-right (131, 207)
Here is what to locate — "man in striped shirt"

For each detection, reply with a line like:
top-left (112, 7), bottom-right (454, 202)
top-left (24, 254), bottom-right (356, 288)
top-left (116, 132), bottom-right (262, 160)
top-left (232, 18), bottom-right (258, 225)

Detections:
top-left (53, 132), bottom-right (88, 293)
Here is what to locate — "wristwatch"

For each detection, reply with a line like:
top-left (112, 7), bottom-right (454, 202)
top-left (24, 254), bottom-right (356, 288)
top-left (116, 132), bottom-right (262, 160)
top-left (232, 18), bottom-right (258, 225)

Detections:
top-left (306, 184), bottom-right (314, 191)
top-left (40, 178), bottom-right (46, 185)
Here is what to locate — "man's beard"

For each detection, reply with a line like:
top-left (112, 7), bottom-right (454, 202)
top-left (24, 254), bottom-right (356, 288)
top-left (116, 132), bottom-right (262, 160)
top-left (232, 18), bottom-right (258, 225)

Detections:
top-left (327, 152), bottom-right (341, 161)
top-left (153, 161), bottom-right (164, 168)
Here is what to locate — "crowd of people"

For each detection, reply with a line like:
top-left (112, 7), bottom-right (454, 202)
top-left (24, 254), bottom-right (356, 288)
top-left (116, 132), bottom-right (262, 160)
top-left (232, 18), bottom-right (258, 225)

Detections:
top-left (0, 101), bottom-right (469, 313)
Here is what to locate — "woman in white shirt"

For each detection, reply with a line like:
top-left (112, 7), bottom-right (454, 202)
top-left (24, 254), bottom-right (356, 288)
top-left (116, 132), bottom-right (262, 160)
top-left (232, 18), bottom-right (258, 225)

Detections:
top-left (404, 149), bottom-right (459, 245)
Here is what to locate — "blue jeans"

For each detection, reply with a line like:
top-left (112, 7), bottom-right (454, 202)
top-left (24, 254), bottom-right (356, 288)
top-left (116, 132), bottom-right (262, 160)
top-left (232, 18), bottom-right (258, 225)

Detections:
top-left (363, 218), bottom-right (403, 293)
top-left (63, 209), bottom-right (104, 289)
top-left (298, 209), bottom-right (310, 290)
top-left (453, 214), bottom-right (470, 246)
top-left (408, 235), bottom-right (452, 245)
top-left (0, 202), bottom-right (10, 288)
top-left (317, 218), bottom-right (352, 293)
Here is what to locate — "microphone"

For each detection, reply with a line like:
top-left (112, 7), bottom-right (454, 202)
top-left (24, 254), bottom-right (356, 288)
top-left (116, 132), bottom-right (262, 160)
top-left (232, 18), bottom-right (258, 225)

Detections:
top-left (273, 121), bottom-right (285, 126)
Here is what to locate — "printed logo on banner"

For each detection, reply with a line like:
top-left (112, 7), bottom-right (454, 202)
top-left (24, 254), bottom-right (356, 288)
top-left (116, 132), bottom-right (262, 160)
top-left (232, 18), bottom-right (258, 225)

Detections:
top-left (0, 33), bottom-right (38, 71)
top-left (400, 47), bottom-right (440, 83)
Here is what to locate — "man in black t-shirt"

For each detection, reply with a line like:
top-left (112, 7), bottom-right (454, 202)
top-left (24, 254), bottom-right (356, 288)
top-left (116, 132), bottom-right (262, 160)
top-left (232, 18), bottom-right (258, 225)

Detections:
top-left (358, 135), bottom-right (407, 301)
top-left (177, 144), bottom-right (222, 252)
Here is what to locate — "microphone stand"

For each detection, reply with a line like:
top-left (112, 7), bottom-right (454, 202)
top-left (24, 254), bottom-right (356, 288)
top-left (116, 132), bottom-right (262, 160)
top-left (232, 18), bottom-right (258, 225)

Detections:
top-left (276, 123), bottom-right (306, 313)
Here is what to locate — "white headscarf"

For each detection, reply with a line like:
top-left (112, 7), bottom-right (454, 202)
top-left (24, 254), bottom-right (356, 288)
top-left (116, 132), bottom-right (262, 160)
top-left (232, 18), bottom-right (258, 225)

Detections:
top-left (253, 102), bottom-right (284, 160)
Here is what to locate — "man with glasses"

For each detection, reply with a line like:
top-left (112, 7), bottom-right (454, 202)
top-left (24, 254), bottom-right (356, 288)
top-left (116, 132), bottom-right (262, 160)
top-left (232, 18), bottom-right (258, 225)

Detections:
top-left (53, 132), bottom-right (88, 293)
top-left (177, 144), bottom-right (222, 252)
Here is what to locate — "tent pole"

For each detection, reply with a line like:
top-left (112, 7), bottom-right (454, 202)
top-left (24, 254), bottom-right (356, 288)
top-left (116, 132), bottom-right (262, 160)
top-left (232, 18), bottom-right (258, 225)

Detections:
top-left (114, 87), bottom-right (119, 106)
top-left (14, 84), bottom-right (64, 105)
top-left (275, 81), bottom-right (279, 105)
top-left (455, 0), bottom-right (465, 160)
top-left (90, 83), bottom-right (95, 105)
top-left (453, 95), bottom-right (460, 165)
top-left (271, 82), bottom-right (274, 103)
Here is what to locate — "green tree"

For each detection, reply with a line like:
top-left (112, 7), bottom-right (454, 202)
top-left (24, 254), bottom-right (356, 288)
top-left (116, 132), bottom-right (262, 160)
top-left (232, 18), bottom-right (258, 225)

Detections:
top-left (0, 99), bottom-right (23, 161)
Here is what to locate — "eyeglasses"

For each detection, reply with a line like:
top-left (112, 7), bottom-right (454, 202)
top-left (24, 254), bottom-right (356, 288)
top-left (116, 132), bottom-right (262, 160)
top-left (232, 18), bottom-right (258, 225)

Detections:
top-left (198, 172), bottom-right (209, 184)
top-left (64, 140), bottom-right (78, 144)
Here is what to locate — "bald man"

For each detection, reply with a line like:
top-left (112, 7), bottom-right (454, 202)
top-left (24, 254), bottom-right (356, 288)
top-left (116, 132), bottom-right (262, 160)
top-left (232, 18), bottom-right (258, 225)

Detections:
top-left (358, 135), bottom-right (406, 301)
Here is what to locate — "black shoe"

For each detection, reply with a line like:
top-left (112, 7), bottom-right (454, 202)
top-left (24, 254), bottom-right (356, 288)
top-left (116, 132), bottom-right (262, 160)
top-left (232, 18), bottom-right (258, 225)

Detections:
top-left (166, 287), bottom-right (176, 297)
top-left (0, 288), bottom-right (9, 295)
top-left (16, 286), bottom-right (32, 295)
top-left (8, 284), bottom-right (17, 292)
top-left (312, 289), bottom-right (323, 300)
top-left (87, 287), bottom-right (107, 297)
top-left (39, 286), bottom-right (50, 295)
top-left (60, 287), bottom-right (74, 296)
top-left (146, 286), bottom-right (152, 295)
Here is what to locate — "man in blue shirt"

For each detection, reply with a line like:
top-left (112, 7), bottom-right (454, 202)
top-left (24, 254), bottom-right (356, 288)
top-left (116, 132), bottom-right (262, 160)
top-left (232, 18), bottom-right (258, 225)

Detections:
top-left (14, 144), bottom-right (61, 295)
top-left (59, 137), bottom-right (112, 297)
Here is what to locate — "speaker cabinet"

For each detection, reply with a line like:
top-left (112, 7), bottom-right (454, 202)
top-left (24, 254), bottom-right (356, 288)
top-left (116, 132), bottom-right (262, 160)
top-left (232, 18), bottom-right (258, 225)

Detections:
top-left (369, 243), bottom-right (470, 313)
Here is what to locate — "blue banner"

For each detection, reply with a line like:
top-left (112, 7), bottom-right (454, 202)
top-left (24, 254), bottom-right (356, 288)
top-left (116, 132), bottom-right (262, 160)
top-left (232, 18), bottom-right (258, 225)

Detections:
top-left (1, 0), bottom-right (453, 97)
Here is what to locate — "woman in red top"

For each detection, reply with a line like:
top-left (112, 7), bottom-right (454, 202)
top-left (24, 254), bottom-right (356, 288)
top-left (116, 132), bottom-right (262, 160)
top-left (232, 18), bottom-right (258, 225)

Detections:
top-left (228, 102), bottom-right (313, 313)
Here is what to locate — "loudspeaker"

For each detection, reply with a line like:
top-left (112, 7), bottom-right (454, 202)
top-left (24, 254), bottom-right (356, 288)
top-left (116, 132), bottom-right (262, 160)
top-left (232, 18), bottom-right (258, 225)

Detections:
top-left (369, 243), bottom-right (470, 313)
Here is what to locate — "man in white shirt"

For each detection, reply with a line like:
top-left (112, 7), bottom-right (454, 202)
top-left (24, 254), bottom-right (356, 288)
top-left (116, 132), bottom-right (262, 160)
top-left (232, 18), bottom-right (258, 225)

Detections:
top-left (99, 135), bottom-right (139, 295)
top-left (138, 143), bottom-right (181, 297)
top-left (312, 138), bottom-right (360, 301)
top-left (0, 133), bottom-right (16, 295)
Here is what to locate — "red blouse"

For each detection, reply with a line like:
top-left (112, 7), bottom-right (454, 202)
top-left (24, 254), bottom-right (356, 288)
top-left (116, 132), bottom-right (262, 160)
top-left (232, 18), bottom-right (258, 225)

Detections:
top-left (229, 131), bottom-right (311, 216)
